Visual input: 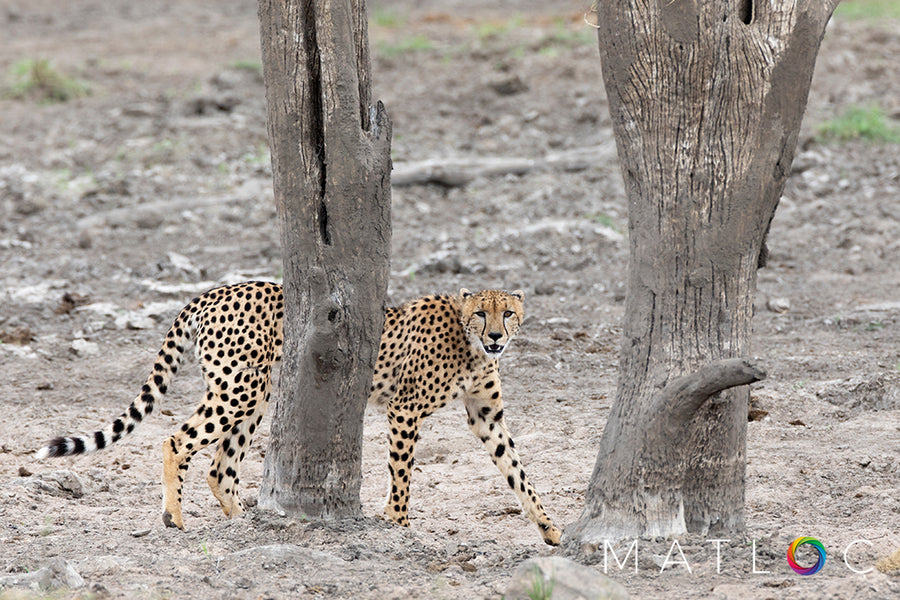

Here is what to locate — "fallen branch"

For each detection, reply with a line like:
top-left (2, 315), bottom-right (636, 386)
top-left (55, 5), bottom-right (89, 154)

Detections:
top-left (390, 143), bottom-right (617, 187)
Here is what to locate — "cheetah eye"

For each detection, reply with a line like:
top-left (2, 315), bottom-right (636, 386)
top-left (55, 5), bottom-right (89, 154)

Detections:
top-left (474, 311), bottom-right (486, 319)
top-left (503, 310), bottom-right (514, 318)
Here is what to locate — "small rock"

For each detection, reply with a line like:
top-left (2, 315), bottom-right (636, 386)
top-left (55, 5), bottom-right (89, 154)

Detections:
top-left (426, 561), bottom-right (448, 573)
top-left (121, 102), bottom-right (158, 118)
top-left (459, 561), bottom-right (477, 572)
top-left (489, 75), bottom-right (528, 96)
top-left (816, 374), bottom-right (900, 413)
top-left (3, 344), bottom-right (38, 359)
top-left (790, 150), bottom-right (824, 174)
top-left (134, 212), bottom-right (164, 230)
top-left (18, 466), bottom-right (32, 477)
top-left (0, 558), bottom-right (84, 590)
top-left (57, 292), bottom-right (91, 315)
top-left (0, 325), bottom-right (34, 344)
top-left (131, 528), bottom-right (151, 538)
top-left (186, 95), bottom-right (240, 115)
top-left (76, 554), bottom-right (131, 576)
top-left (166, 251), bottom-right (202, 277)
top-left (505, 556), bottom-right (629, 600)
top-left (53, 559), bottom-right (86, 588)
top-left (77, 230), bottom-right (93, 249)
top-left (551, 330), bottom-right (573, 342)
top-left (384, 585), bottom-right (417, 600)
top-left (33, 470), bottom-right (85, 498)
top-left (84, 469), bottom-right (111, 493)
top-left (14, 197), bottom-right (47, 216)
top-left (766, 297), bottom-right (790, 313)
top-left (114, 314), bottom-right (157, 330)
top-left (584, 342), bottom-right (605, 354)
top-left (406, 251), bottom-right (482, 276)
top-left (70, 338), bottom-right (99, 357)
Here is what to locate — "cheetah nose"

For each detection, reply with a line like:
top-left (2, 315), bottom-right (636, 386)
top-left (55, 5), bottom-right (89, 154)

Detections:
top-left (488, 332), bottom-right (502, 342)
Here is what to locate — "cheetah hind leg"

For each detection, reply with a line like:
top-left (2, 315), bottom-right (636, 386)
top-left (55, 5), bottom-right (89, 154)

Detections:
top-left (162, 391), bottom-right (227, 529)
top-left (162, 434), bottom-right (192, 529)
top-left (206, 407), bottom-right (265, 519)
top-left (207, 434), bottom-right (244, 519)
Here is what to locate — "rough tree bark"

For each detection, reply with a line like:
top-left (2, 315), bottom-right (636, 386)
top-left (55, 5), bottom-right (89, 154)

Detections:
top-left (256, 0), bottom-right (391, 519)
top-left (567, 0), bottom-right (840, 545)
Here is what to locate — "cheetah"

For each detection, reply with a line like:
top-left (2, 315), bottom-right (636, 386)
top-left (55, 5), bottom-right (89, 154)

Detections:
top-left (36, 281), bottom-right (561, 545)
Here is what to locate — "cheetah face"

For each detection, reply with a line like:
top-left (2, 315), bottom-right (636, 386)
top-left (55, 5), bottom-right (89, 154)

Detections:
top-left (459, 288), bottom-right (525, 359)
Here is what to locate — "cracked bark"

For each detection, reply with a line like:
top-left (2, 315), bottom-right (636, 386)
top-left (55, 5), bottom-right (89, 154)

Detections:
top-left (256, 0), bottom-right (391, 519)
top-left (566, 0), bottom-right (838, 546)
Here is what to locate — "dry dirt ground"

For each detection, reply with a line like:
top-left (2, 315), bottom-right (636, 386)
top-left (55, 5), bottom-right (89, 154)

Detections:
top-left (1, 1), bottom-right (899, 599)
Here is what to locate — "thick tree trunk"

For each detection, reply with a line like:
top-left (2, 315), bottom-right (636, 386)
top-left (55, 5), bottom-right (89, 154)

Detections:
top-left (567, 0), bottom-right (838, 545)
top-left (256, 0), bottom-right (391, 519)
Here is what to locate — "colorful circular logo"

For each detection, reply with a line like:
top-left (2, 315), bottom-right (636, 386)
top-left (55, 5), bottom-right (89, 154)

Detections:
top-left (787, 537), bottom-right (827, 575)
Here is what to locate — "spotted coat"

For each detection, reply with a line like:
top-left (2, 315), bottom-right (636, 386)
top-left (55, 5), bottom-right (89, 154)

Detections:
top-left (36, 282), bottom-right (560, 545)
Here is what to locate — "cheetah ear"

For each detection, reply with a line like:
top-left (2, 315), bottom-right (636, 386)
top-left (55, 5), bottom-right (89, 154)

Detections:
top-left (510, 289), bottom-right (525, 300)
top-left (460, 288), bottom-right (473, 299)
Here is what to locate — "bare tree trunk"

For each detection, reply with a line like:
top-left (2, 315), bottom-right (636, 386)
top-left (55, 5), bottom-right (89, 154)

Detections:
top-left (256, 0), bottom-right (391, 519)
top-left (567, 0), bottom-right (839, 545)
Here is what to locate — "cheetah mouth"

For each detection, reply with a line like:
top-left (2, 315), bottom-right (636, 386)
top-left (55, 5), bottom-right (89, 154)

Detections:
top-left (483, 343), bottom-right (504, 356)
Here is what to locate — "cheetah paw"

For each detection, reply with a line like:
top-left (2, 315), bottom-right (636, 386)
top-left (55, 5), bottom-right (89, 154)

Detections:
top-left (542, 525), bottom-right (562, 546)
top-left (162, 510), bottom-right (185, 530)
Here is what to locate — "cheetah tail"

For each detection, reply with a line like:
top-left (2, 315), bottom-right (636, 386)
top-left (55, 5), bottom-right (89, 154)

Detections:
top-left (34, 307), bottom-right (195, 460)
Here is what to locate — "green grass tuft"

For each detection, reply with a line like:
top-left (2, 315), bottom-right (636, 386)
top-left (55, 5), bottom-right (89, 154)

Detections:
top-left (586, 212), bottom-right (621, 232)
top-left (474, 16), bottom-right (524, 41)
top-left (230, 60), bottom-right (263, 74)
top-left (376, 34), bottom-right (433, 57)
top-left (815, 104), bottom-right (900, 144)
top-left (4, 58), bottom-right (90, 103)
top-left (833, 0), bottom-right (900, 21)
top-left (527, 565), bottom-right (555, 600)
top-left (543, 17), bottom-right (595, 47)
top-left (372, 9), bottom-right (405, 28)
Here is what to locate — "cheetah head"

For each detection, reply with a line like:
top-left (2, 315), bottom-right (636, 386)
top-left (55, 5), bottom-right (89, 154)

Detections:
top-left (459, 288), bottom-right (525, 359)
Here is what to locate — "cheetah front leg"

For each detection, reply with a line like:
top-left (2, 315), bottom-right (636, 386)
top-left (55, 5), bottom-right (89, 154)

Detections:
top-left (383, 404), bottom-right (421, 527)
top-left (463, 384), bottom-right (561, 546)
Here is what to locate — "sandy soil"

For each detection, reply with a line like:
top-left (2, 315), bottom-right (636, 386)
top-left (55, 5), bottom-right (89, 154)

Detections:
top-left (1, 1), bottom-right (899, 598)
